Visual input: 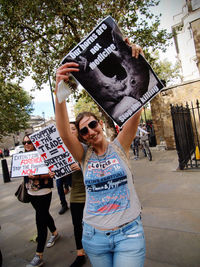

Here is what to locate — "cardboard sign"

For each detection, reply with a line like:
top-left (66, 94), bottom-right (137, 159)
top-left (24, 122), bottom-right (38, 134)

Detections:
top-left (11, 151), bottom-right (49, 178)
top-left (29, 124), bottom-right (75, 179)
top-left (61, 16), bottom-right (164, 127)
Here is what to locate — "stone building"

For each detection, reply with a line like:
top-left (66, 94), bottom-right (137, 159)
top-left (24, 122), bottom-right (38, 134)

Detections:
top-left (151, 78), bottom-right (200, 149)
top-left (151, 0), bottom-right (200, 150)
top-left (0, 115), bottom-right (55, 151)
top-left (172, 0), bottom-right (200, 81)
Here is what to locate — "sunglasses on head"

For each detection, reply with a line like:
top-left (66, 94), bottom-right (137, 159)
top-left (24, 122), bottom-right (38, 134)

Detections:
top-left (22, 140), bottom-right (32, 145)
top-left (79, 120), bottom-right (99, 136)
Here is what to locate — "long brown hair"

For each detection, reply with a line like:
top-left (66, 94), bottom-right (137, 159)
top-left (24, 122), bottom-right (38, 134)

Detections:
top-left (23, 134), bottom-right (36, 152)
top-left (75, 112), bottom-right (99, 142)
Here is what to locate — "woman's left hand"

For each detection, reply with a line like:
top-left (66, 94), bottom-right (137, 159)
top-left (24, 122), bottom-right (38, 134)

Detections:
top-left (48, 171), bottom-right (55, 179)
top-left (70, 163), bottom-right (81, 171)
top-left (124, 37), bottom-right (144, 58)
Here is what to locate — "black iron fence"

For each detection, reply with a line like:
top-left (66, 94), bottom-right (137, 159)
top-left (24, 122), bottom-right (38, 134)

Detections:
top-left (170, 100), bottom-right (200, 170)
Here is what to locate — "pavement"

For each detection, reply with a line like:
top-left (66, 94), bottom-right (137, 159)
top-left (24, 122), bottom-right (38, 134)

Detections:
top-left (0, 149), bottom-right (200, 267)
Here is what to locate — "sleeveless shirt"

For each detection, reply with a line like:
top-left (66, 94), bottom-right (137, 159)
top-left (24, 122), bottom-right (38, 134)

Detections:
top-left (81, 138), bottom-right (141, 229)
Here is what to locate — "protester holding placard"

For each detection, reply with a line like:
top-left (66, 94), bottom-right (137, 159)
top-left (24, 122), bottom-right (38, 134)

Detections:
top-left (23, 134), bottom-right (60, 267)
top-left (55, 42), bottom-right (146, 267)
top-left (69, 122), bottom-right (86, 267)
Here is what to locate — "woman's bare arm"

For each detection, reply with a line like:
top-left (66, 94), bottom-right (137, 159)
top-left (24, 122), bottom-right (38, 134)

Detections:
top-left (117, 109), bottom-right (142, 156)
top-left (117, 39), bottom-right (144, 156)
top-left (55, 63), bottom-right (84, 163)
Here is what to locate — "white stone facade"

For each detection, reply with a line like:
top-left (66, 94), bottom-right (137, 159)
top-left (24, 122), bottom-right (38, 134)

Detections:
top-left (172, 0), bottom-right (200, 81)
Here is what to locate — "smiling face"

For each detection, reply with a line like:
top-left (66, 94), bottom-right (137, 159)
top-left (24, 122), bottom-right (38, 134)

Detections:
top-left (23, 136), bottom-right (35, 152)
top-left (79, 116), bottom-right (104, 146)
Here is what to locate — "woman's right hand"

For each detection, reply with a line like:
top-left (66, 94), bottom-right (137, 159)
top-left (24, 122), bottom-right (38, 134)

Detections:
top-left (55, 62), bottom-right (79, 94)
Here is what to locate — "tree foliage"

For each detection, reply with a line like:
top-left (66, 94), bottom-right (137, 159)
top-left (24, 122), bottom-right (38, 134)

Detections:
top-left (141, 108), bottom-right (152, 121)
top-left (0, 0), bottom-right (171, 89)
top-left (74, 90), bottom-right (101, 118)
top-left (150, 51), bottom-right (182, 86)
top-left (0, 78), bottom-right (33, 140)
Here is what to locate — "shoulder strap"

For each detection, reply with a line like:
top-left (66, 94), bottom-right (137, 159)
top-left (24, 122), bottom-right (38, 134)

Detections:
top-left (82, 146), bottom-right (93, 174)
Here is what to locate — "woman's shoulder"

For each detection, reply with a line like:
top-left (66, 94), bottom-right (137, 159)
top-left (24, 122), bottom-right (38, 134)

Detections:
top-left (111, 138), bottom-right (125, 154)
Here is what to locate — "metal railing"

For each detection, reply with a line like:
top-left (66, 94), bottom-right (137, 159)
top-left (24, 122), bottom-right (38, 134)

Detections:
top-left (170, 100), bottom-right (200, 170)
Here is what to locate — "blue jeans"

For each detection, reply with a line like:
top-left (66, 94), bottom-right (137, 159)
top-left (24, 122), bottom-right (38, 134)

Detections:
top-left (56, 175), bottom-right (71, 206)
top-left (82, 216), bottom-right (145, 267)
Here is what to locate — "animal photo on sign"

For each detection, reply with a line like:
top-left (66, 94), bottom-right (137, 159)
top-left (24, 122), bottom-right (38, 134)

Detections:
top-left (61, 16), bottom-right (164, 126)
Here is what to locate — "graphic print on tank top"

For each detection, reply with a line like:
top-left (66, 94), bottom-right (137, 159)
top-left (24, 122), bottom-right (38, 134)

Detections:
top-left (85, 150), bottom-right (130, 216)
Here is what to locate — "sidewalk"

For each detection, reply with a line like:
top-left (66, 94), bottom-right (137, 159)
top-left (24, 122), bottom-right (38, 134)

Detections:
top-left (0, 149), bottom-right (200, 267)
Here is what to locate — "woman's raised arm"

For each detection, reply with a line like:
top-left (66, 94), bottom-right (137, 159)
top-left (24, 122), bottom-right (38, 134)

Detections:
top-left (55, 63), bottom-right (84, 163)
top-left (117, 109), bottom-right (142, 156)
top-left (117, 40), bottom-right (144, 156)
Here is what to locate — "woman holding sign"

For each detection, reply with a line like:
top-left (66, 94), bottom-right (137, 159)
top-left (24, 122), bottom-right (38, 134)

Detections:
top-left (68, 122), bottom-right (86, 267)
top-left (23, 134), bottom-right (59, 267)
top-left (55, 42), bottom-right (145, 267)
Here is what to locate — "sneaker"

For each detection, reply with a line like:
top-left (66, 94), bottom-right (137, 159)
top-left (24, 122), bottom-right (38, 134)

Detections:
top-left (26, 254), bottom-right (44, 267)
top-left (70, 255), bottom-right (86, 267)
top-left (58, 205), bottom-right (69, 215)
top-left (46, 233), bottom-right (60, 248)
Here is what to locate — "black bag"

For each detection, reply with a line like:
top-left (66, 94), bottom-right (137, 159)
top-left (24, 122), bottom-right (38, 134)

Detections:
top-left (15, 181), bottom-right (30, 203)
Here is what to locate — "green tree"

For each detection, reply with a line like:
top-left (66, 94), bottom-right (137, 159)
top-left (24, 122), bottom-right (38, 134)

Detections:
top-left (0, 78), bottom-right (33, 140)
top-left (141, 107), bottom-right (152, 122)
top-left (0, 0), bottom-right (171, 89)
top-left (74, 90), bottom-right (100, 117)
top-left (150, 51), bottom-right (182, 85)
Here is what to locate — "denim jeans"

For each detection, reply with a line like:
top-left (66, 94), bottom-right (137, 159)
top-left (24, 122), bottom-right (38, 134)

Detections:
top-left (82, 216), bottom-right (145, 267)
top-left (56, 175), bottom-right (71, 206)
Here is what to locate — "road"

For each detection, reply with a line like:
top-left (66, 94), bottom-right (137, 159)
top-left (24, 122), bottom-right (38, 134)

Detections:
top-left (0, 149), bottom-right (200, 267)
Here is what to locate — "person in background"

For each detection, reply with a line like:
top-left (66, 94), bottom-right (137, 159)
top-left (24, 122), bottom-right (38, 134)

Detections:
top-left (56, 173), bottom-right (71, 214)
top-left (132, 124), bottom-right (149, 160)
top-left (55, 41), bottom-right (146, 267)
top-left (3, 148), bottom-right (9, 157)
top-left (0, 149), bottom-right (3, 158)
top-left (69, 122), bottom-right (86, 267)
top-left (23, 134), bottom-right (59, 267)
top-left (131, 127), bottom-right (140, 160)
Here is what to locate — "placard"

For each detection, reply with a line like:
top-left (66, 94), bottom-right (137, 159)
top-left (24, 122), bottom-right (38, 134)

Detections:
top-left (11, 151), bottom-right (48, 178)
top-left (29, 124), bottom-right (75, 179)
top-left (61, 16), bottom-right (164, 127)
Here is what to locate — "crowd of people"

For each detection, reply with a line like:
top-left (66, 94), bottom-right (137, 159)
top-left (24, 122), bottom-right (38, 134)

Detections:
top-left (14, 41), bottom-right (146, 267)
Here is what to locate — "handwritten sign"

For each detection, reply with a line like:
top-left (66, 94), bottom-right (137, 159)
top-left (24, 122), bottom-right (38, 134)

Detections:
top-left (29, 124), bottom-right (75, 179)
top-left (11, 151), bottom-right (49, 178)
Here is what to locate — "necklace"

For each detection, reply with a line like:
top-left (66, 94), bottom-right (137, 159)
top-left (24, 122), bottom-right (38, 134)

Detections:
top-left (96, 155), bottom-right (105, 177)
top-left (95, 143), bottom-right (109, 177)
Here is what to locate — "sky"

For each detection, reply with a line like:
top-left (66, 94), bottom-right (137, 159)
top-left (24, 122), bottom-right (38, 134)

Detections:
top-left (22, 0), bottom-right (185, 119)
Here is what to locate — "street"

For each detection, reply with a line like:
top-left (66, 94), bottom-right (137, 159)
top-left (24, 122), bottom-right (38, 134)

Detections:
top-left (0, 149), bottom-right (200, 267)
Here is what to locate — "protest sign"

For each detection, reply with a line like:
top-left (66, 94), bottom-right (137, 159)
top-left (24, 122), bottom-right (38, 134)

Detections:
top-left (29, 124), bottom-right (75, 179)
top-left (61, 16), bottom-right (164, 127)
top-left (11, 151), bottom-right (48, 178)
